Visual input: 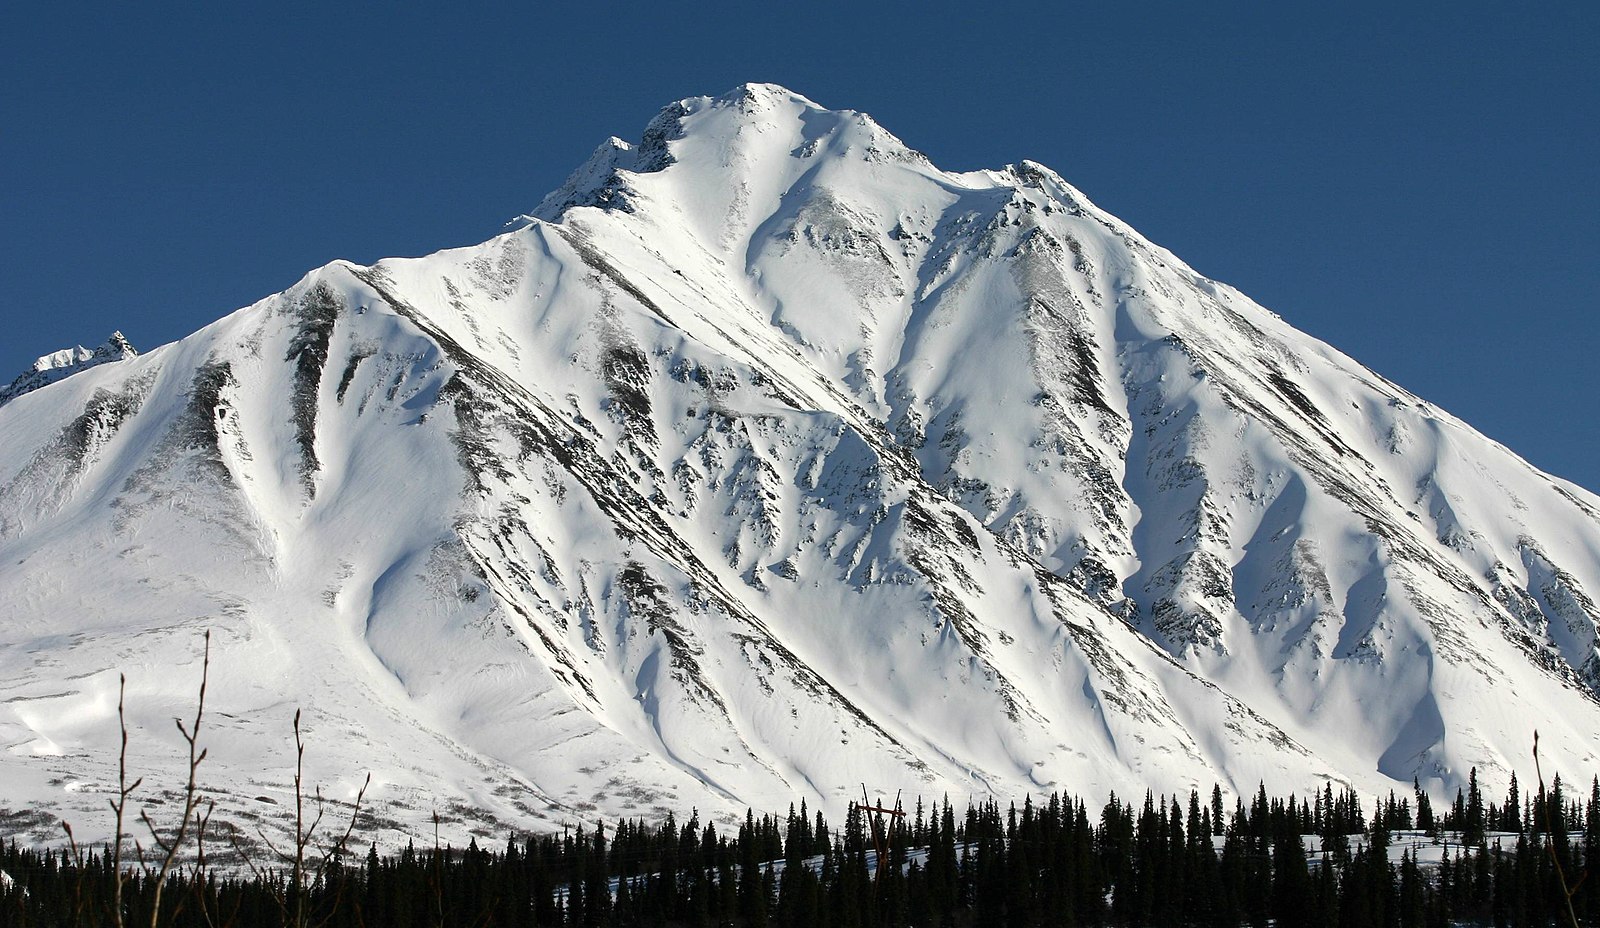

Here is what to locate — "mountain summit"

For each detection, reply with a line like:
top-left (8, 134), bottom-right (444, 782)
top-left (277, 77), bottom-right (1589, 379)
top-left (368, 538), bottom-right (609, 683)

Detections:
top-left (0, 331), bottom-right (135, 407)
top-left (2, 84), bottom-right (1597, 845)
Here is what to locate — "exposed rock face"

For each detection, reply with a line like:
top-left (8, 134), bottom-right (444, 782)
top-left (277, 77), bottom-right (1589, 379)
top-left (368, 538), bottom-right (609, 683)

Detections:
top-left (0, 332), bottom-right (136, 407)
top-left (1, 84), bottom-right (1597, 848)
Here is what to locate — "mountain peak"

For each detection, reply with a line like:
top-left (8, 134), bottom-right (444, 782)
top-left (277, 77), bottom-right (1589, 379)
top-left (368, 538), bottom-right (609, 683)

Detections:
top-left (0, 331), bottom-right (136, 407)
top-left (524, 84), bottom-right (925, 227)
top-left (712, 81), bottom-right (822, 110)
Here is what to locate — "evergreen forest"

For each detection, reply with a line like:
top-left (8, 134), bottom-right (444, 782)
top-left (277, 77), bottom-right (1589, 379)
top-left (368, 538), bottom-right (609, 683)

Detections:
top-left (4, 771), bottom-right (1599, 927)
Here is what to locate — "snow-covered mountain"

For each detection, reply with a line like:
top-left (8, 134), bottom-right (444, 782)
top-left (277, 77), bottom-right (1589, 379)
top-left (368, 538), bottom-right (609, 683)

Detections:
top-left (3, 83), bottom-right (1598, 847)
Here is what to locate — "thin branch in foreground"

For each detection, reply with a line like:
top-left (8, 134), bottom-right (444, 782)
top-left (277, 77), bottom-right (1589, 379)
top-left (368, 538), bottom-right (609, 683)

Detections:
top-left (1534, 730), bottom-right (1584, 928)
top-left (141, 629), bottom-right (212, 928)
top-left (59, 819), bottom-right (87, 925)
top-left (109, 672), bottom-right (143, 928)
top-left (225, 708), bottom-right (372, 928)
top-left (306, 772), bottom-right (372, 928)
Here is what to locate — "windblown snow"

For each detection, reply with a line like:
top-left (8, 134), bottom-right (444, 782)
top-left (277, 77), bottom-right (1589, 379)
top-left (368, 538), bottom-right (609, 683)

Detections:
top-left (2, 84), bottom-right (1598, 848)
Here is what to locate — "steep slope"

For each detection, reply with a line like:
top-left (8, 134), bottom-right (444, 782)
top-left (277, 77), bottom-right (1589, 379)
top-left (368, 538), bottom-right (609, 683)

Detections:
top-left (2, 84), bottom-right (1597, 848)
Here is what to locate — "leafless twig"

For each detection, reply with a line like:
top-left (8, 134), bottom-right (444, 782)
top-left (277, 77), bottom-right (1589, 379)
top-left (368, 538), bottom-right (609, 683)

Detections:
top-left (431, 811), bottom-right (444, 928)
top-left (304, 771), bottom-right (371, 927)
top-left (109, 672), bottom-right (144, 928)
top-left (190, 800), bottom-right (240, 928)
top-left (1534, 730), bottom-right (1584, 928)
top-left (227, 708), bottom-right (371, 928)
top-left (139, 630), bottom-right (212, 928)
top-left (60, 819), bottom-right (87, 925)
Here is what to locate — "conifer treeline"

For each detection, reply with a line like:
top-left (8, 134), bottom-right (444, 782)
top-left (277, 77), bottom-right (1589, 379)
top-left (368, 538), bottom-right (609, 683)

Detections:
top-left (4, 772), bottom-right (1600, 927)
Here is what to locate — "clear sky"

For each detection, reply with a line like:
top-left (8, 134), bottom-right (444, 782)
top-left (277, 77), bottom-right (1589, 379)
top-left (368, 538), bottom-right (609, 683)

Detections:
top-left (4, 2), bottom-right (1596, 489)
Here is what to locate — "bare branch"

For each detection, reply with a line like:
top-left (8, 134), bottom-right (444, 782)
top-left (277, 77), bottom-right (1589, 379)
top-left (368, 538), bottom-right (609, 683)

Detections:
top-left (307, 772), bottom-right (372, 928)
top-left (143, 629), bottom-right (213, 928)
top-left (60, 819), bottom-right (88, 925)
top-left (225, 706), bottom-right (372, 928)
top-left (1534, 731), bottom-right (1583, 928)
top-left (110, 672), bottom-right (136, 928)
top-left (254, 823), bottom-right (293, 864)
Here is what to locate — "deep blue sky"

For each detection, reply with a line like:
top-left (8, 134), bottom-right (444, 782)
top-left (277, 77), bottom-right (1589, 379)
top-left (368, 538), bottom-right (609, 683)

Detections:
top-left (5, 3), bottom-right (1597, 489)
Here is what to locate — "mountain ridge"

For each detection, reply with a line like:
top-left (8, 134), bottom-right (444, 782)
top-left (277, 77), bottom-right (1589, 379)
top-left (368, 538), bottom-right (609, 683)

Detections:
top-left (0, 331), bottom-right (137, 408)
